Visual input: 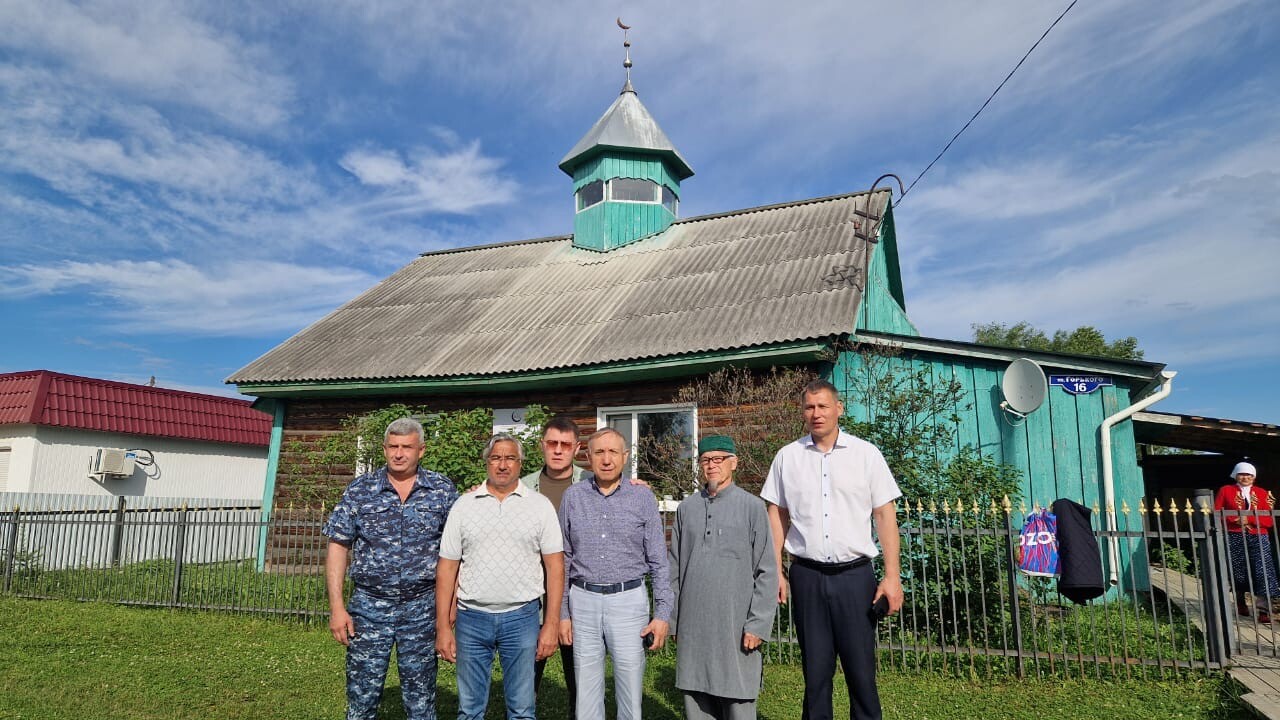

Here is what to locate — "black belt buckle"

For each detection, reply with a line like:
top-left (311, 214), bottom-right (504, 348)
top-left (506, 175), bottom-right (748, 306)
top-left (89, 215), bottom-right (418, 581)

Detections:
top-left (794, 555), bottom-right (869, 572)
top-left (575, 578), bottom-right (642, 594)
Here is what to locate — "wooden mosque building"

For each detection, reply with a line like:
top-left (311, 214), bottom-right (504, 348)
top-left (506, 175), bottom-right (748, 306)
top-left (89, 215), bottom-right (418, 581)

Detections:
top-left (230, 46), bottom-right (1172, 586)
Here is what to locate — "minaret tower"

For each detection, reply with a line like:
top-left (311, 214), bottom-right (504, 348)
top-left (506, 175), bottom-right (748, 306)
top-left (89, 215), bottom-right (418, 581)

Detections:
top-left (559, 21), bottom-right (694, 252)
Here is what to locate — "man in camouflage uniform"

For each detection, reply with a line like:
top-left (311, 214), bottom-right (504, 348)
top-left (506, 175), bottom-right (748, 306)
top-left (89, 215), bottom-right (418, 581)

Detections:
top-left (324, 417), bottom-right (459, 720)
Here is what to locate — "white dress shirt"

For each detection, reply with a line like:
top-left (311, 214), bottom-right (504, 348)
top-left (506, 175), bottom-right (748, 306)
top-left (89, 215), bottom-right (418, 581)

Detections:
top-left (760, 430), bottom-right (901, 563)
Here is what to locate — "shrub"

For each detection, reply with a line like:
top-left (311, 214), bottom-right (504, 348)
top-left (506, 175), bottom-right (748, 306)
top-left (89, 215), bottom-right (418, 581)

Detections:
top-left (291, 403), bottom-right (549, 503)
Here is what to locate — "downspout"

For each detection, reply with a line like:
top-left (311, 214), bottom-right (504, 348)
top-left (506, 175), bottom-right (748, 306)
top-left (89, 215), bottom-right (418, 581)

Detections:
top-left (1100, 370), bottom-right (1176, 585)
top-left (256, 399), bottom-right (286, 572)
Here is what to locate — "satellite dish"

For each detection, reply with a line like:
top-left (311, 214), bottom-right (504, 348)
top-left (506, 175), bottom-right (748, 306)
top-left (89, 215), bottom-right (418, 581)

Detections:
top-left (1002, 358), bottom-right (1047, 417)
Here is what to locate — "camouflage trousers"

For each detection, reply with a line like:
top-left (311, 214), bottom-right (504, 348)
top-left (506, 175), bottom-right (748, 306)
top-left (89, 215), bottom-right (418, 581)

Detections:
top-left (346, 588), bottom-right (439, 720)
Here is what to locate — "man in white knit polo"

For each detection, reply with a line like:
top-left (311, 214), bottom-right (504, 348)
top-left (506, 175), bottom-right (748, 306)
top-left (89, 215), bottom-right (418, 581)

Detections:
top-left (435, 433), bottom-right (565, 720)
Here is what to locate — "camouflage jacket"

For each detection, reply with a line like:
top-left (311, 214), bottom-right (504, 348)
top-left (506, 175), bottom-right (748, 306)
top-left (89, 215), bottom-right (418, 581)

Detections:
top-left (324, 466), bottom-right (458, 599)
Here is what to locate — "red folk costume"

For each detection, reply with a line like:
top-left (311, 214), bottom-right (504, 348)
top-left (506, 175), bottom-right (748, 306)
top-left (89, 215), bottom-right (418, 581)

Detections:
top-left (1215, 462), bottom-right (1280, 621)
top-left (1215, 484), bottom-right (1275, 535)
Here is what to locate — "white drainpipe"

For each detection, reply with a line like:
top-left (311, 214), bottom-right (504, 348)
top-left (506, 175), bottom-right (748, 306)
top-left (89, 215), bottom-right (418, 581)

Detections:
top-left (1100, 370), bottom-right (1176, 585)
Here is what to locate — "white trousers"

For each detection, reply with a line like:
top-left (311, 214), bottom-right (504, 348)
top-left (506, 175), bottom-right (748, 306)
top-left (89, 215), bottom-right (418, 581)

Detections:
top-left (569, 584), bottom-right (649, 720)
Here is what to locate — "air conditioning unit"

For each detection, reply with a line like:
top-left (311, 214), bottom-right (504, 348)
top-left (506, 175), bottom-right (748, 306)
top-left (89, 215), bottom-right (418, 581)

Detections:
top-left (91, 447), bottom-right (136, 477)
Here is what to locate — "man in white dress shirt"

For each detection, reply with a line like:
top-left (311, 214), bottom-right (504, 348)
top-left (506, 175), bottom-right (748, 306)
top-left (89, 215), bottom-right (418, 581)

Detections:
top-left (760, 380), bottom-right (902, 720)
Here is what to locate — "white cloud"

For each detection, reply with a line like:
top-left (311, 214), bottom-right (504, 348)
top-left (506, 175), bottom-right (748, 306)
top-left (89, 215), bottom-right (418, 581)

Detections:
top-left (340, 141), bottom-right (519, 215)
top-left (0, 61), bottom-right (509, 265)
top-left (903, 128), bottom-right (1280, 371)
top-left (0, 0), bottom-right (293, 128)
top-left (0, 64), bottom-right (318, 233)
top-left (907, 161), bottom-right (1113, 221)
top-left (0, 259), bottom-right (377, 336)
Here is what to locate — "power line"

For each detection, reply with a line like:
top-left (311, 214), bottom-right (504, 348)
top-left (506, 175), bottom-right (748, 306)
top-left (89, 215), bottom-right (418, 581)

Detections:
top-left (897, 0), bottom-right (1079, 205)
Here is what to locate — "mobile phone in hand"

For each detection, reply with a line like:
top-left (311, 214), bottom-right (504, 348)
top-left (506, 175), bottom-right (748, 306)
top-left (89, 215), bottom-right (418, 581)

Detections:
top-left (642, 632), bottom-right (655, 649)
top-left (869, 595), bottom-right (890, 622)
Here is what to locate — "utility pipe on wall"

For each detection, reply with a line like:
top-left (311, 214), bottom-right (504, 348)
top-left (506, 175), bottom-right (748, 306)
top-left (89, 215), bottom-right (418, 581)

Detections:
top-left (1100, 369), bottom-right (1176, 585)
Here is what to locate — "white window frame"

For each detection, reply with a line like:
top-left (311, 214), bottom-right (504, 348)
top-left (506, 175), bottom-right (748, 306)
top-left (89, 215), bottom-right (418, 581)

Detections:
top-left (596, 403), bottom-right (698, 480)
top-left (577, 179), bottom-right (678, 212)
top-left (606, 178), bottom-right (661, 205)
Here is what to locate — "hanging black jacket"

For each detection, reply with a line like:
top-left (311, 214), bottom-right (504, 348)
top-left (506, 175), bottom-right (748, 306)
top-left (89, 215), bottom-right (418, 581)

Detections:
top-left (1052, 498), bottom-right (1105, 604)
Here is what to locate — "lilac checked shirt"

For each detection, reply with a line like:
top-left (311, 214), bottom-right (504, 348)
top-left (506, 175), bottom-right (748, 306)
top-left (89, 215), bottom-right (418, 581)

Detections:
top-left (559, 477), bottom-right (672, 621)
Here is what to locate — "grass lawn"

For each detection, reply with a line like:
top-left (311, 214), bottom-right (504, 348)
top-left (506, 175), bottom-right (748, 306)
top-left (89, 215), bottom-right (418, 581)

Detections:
top-left (0, 598), bottom-right (1250, 719)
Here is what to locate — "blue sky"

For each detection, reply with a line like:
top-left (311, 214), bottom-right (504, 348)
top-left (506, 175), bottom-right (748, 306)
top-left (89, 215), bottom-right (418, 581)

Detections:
top-left (1, 0), bottom-right (1277, 424)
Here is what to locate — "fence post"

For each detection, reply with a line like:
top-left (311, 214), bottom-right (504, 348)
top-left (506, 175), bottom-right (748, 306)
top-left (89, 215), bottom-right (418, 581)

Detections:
top-left (1003, 507), bottom-right (1025, 677)
top-left (171, 504), bottom-right (188, 607)
top-left (2, 506), bottom-right (19, 594)
top-left (1194, 488), bottom-right (1236, 662)
top-left (111, 495), bottom-right (127, 567)
top-left (1218, 504), bottom-right (1239, 658)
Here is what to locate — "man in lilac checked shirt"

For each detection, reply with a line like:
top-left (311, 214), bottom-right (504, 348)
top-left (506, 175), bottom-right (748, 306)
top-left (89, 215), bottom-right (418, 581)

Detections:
top-left (558, 427), bottom-right (672, 720)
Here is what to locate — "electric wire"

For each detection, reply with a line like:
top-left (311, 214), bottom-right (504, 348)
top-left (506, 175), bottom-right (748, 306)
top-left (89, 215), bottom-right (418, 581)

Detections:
top-left (897, 0), bottom-right (1080, 205)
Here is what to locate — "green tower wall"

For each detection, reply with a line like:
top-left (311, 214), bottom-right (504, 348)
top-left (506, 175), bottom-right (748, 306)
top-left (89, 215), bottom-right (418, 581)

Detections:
top-left (571, 152), bottom-right (681, 252)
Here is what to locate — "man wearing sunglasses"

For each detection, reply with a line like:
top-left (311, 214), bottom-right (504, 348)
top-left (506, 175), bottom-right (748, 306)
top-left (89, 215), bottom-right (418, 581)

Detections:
top-left (669, 435), bottom-right (778, 720)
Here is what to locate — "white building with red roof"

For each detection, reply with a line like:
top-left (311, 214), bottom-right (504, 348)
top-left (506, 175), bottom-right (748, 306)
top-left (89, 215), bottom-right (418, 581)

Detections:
top-left (0, 370), bottom-right (271, 500)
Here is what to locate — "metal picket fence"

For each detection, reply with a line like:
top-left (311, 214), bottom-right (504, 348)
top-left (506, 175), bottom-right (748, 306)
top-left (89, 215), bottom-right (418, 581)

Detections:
top-left (0, 493), bottom-right (326, 617)
top-left (2, 490), bottom-right (1274, 676)
top-left (849, 494), bottom-right (1217, 679)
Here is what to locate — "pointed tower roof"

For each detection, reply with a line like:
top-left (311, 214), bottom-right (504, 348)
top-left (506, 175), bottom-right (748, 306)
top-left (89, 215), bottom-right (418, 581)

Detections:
top-left (558, 84), bottom-right (694, 179)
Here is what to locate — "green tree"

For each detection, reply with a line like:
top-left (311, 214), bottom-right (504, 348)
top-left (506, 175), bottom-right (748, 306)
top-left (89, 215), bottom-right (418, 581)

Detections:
top-left (972, 321), bottom-right (1143, 360)
top-left (837, 342), bottom-right (966, 500)
top-left (295, 403), bottom-right (549, 504)
top-left (836, 341), bottom-right (1023, 645)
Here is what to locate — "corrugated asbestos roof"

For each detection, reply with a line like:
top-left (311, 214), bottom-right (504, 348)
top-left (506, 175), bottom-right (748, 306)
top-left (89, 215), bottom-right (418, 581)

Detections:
top-left (229, 190), bottom-right (891, 385)
top-left (558, 86), bottom-right (694, 179)
top-left (0, 370), bottom-right (271, 446)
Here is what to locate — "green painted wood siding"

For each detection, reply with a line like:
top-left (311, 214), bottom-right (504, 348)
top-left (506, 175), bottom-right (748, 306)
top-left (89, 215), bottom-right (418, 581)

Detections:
top-left (572, 153), bottom-right (683, 196)
top-left (833, 349), bottom-right (1145, 508)
top-left (856, 231), bottom-right (918, 336)
top-left (831, 348), bottom-right (1150, 591)
top-left (574, 200), bottom-right (676, 252)
top-left (854, 206), bottom-right (916, 336)
top-left (570, 152), bottom-right (682, 252)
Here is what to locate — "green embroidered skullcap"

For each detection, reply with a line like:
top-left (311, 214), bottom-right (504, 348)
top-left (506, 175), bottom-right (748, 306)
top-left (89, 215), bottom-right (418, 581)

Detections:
top-left (698, 435), bottom-right (736, 456)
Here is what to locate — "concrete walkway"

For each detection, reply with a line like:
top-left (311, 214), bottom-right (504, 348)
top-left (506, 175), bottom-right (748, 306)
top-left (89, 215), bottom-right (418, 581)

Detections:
top-left (1150, 565), bottom-right (1280, 718)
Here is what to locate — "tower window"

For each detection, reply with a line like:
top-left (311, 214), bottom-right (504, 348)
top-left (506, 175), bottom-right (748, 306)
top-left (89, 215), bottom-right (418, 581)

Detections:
top-left (662, 185), bottom-right (678, 215)
top-left (609, 178), bottom-right (659, 203)
top-left (580, 178), bottom-right (679, 211)
top-left (576, 180), bottom-right (604, 211)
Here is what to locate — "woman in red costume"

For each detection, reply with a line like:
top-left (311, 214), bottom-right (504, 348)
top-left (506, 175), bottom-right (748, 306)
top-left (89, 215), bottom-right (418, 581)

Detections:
top-left (1215, 461), bottom-right (1279, 623)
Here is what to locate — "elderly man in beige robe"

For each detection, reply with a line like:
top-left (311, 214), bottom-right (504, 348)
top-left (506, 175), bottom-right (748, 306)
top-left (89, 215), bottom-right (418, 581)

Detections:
top-left (669, 435), bottom-right (779, 720)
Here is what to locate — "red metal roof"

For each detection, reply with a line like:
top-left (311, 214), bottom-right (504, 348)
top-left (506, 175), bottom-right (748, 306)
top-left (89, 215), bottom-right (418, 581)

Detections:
top-left (0, 370), bottom-right (271, 446)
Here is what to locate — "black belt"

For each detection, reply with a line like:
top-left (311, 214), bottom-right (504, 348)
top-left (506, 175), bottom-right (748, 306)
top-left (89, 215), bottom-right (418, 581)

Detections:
top-left (571, 578), bottom-right (644, 594)
top-left (791, 555), bottom-right (870, 572)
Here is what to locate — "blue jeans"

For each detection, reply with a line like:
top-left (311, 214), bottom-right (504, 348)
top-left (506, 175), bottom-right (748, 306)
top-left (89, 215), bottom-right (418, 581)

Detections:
top-left (455, 600), bottom-right (541, 720)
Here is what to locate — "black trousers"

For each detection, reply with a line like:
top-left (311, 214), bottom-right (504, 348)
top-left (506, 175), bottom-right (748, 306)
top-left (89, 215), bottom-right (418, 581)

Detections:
top-left (533, 641), bottom-right (577, 720)
top-left (789, 560), bottom-right (880, 720)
